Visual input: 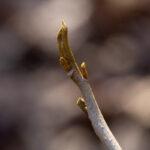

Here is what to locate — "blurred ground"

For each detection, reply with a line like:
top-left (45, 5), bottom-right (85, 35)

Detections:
top-left (0, 0), bottom-right (150, 150)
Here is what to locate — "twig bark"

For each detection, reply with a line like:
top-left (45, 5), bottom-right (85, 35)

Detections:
top-left (57, 21), bottom-right (122, 150)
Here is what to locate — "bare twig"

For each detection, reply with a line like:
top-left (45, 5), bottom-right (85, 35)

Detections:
top-left (57, 21), bottom-right (122, 150)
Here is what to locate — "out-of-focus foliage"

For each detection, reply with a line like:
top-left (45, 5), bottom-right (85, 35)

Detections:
top-left (0, 0), bottom-right (150, 150)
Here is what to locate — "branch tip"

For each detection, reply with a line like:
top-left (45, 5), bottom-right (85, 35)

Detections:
top-left (57, 21), bottom-right (83, 77)
top-left (57, 21), bottom-right (74, 62)
top-left (62, 21), bottom-right (67, 30)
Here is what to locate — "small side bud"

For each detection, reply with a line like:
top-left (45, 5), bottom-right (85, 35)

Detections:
top-left (81, 62), bottom-right (88, 79)
top-left (77, 97), bottom-right (87, 113)
top-left (59, 57), bottom-right (71, 72)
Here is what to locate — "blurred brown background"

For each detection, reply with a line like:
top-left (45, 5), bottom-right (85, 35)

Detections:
top-left (0, 0), bottom-right (150, 150)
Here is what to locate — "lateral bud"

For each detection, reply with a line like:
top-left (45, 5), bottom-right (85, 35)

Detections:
top-left (59, 57), bottom-right (71, 72)
top-left (81, 62), bottom-right (88, 79)
top-left (77, 97), bottom-right (87, 113)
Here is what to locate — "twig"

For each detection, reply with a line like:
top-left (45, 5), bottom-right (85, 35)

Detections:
top-left (57, 21), bottom-right (122, 150)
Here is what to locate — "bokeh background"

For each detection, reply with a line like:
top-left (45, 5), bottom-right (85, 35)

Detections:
top-left (0, 0), bottom-right (150, 150)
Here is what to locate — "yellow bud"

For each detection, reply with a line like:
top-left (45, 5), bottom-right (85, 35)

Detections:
top-left (57, 21), bottom-right (83, 78)
top-left (77, 97), bottom-right (87, 113)
top-left (59, 57), bottom-right (71, 72)
top-left (81, 62), bottom-right (88, 79)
